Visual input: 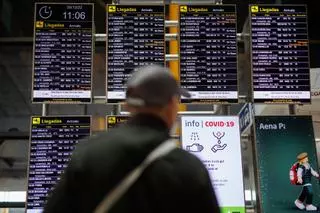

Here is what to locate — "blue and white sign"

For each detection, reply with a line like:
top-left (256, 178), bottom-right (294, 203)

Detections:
top-left (238, 103), bottom-right (253, 134)
top-left (181, 116), bottom-right (245, 213)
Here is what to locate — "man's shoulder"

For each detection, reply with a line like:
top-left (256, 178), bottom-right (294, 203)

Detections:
top-left (141, 148), bottom-right (210, 190)
top-left (72, 125), bottom-right (168, 165)
top-left (72, 129), bottom-right (127, 160)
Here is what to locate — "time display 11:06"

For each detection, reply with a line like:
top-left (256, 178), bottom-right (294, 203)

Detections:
top-left (63, 11), bottom-right (86, 20)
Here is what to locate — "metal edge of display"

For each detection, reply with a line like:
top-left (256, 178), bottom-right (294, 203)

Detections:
top-left (31, 3), bottom-right (94, 104)
top-left (106, 115), bottom-right (130, 129)
top-left (249, 4), bottom-right (311, 105)
top-left (239, 103), bottom-right (253, 135)
top-left (178, 4), bottom-right (239, 104)
top-left (25, 115), bottom-right (92, 213)
top-left (178, 114), bottom-right (246, 212)
top-left (252, 115), bottom-right (317, 213)
top-left (105, 4), bottom-right (166, 104)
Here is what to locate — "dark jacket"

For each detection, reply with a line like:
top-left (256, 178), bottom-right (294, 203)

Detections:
top-left (44, 113), bottom-right (220, 213)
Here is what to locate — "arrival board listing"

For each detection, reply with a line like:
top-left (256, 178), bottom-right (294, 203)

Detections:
top-left (179, 5), bottom-right (238, 103)
top-left (32, 3), bottom-right (94, 103)
top-left (250, 5), bottom-right (310, 104)
top-left (26, 116), bottom-right (91, 213)
top-left (106, 5), bottom-right (165, 103)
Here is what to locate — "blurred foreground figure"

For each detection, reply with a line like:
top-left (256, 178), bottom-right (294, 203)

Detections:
top-left (44, 65), bottom-right (220, 213)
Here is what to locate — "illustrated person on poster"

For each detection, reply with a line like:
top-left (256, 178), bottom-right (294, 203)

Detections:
top-left (294, 152), bottom-right (319, 211)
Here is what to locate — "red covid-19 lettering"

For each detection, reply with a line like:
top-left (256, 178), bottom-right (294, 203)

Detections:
top-left (205, 121), bottom-right (225, 127)
top-left (205, 121), bottom-right (235, 127)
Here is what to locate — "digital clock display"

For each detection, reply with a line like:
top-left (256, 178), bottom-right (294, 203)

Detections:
top-left (63, 11), bottom-right (87, 20)
top-left (35, 4), bottom-right (92, 21)
top-left (32, 3), bottom-right (94, 103)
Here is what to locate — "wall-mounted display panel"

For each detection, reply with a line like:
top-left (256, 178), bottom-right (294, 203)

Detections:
top-left (250, 5), bottom-right (310, 104)
top-left (179, 5), bottom-right (238, 104)
top-left (32, 3), bottom-right (94, 103)
top-left (106, 5), bottom-right (165, 103)
top-left (26, 116), bottom-right (91, 213)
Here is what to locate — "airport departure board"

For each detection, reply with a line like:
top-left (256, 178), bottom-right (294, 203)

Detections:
top-left (180, 5), bottom-right (238, 103)
top-left (250, 5), bottom-right (310, 104)
top-left (107, 115), bottom-right (129, 129)
top-left (32, 3), bottom-right (94, 103)
top-left (106, 5), bottom-right (165, 103)
top-left (26, 116), bottom-right (91, 213)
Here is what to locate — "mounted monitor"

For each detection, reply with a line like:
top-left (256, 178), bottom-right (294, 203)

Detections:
top-left (250, 5), bottom-right (311, 104)
top-left (106, 5), bottom-right (165, 103)
top-left (179, 5), bottom-right (238, 104)
top-left (26, 116), bottom-right (91, 213)
top-left (32, 3), bottom-right (94, 103)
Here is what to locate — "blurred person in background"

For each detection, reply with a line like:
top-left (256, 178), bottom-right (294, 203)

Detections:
top-left (44, 65), bottom-right (220, 213)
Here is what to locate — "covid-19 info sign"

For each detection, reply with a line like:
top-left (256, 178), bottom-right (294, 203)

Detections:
top-left (181, 116), bottom-right (245, 213)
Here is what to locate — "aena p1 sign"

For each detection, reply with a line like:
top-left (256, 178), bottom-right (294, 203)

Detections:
top-left (181, 116), bottom-right (245, 213)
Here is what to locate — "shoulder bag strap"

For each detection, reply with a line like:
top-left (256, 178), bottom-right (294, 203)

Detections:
top-left (93, 139), bottom-right (177, 213)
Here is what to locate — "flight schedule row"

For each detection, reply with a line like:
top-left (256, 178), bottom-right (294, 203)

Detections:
top-left (26, 117), bottom-right (91, 213)
top-left (180, 5), bottom-right (238, 103)
top-left (250, 5), bottom-right (310, 103)
top-left (106, 5), bottom-right (165, 103)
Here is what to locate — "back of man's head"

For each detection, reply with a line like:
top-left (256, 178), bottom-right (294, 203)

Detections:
top-left (126, 65), bottom-right (190, 108)
top-left (125, 65), bottom-right (190, 127)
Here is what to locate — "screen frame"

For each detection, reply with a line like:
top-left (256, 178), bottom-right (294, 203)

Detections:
top-left (178, 4), bottom-right (239, 104)
top-left (31, 2), bottom-right (94, 104)
top-left (105, 4), bottom-right (166, 104)
top-left (25, 115), bottom-right (92, 213)
top-left (249, 4), bottom-right (311, 105)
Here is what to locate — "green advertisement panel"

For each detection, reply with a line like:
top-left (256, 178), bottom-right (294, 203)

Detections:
top-left (255, 116), bottom-right (319, 213)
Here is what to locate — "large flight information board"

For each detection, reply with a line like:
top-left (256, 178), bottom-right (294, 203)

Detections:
top-left (250, 5), bottom-right (310, 104)
top-left (32, 3), bottom-right (94, 103)
top-left (26, 116), bottom-right (91, 213)
top-left (106, 5), bottom-right (165, 103)
top-left (179, 5), bottom-right (238, 103)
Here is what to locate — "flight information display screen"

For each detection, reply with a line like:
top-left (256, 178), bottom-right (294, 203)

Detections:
top-left (106, 5), bottom-right (165, 103)
top-left (26, 116), bottom-right (91, 213)
top-left (179, 5), bottom-right (238, 103)
top-left (106, 115), bottom-right (129, 129)
top-left (32, 3), bottom-right (94, 103)
top-left (250, 5), bottom-right (310, 104)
